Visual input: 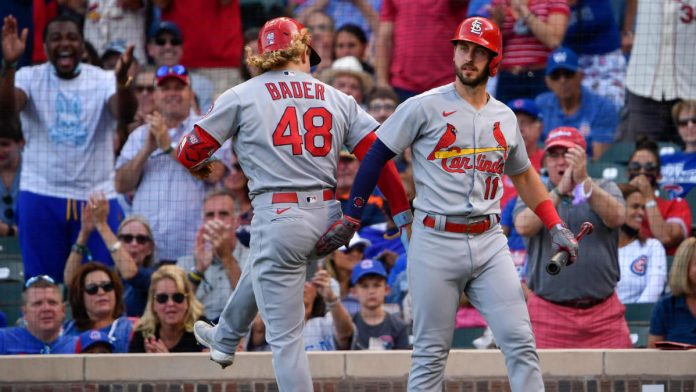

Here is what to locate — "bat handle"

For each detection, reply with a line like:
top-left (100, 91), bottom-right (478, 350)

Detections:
top-left (546, 251), bottom-right (569, 275)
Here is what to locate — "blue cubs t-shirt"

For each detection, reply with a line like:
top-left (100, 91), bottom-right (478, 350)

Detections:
top-left (0, 327), bottom-right (77, 354)
top-left (660, 152), bottom-right (696, 199)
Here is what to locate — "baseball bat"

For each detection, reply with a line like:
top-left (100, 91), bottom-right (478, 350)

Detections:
top-left (546, 222), bottom-right (594, 276)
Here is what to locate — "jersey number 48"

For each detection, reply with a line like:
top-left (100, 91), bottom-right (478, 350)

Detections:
top-left (273, 107), bottom-right (333, 157)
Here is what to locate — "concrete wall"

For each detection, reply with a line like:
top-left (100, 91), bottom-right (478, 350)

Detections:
top-left (1, 350), bottom-right (695, 391)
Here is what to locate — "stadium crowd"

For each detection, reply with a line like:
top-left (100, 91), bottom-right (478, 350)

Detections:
top-left (1, 0), bottom-right (695, 356)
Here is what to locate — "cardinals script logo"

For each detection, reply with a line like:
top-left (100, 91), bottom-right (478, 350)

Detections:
top-left (428, 122), bottom-right (508, 174)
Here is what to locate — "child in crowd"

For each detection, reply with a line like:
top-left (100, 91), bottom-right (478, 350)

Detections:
top-left (350, 259), bottom-right (410, 350)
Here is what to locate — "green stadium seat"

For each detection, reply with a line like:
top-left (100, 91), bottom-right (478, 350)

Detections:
top-left (587, 162), bottom-right (628, 182)
top-left (598, 142), bottom-right (635, 164)
top-left (624, 302), bottom-right (656, 348)
top-left (0, 256), bottom-right (24, 327)
top-left (451, 327), bottom-right (486, 349)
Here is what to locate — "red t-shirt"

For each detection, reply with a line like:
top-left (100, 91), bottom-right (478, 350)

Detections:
top-left (641, 197), bottom-right (692, 256)
top-left (492, 0), bottom-right (569, 70)
top-left (500, 148), bottom-right (543, 208)
top-left (380, 0), bottom-right (465, 93)
top-left (161, 0), bottom-right (242, 68)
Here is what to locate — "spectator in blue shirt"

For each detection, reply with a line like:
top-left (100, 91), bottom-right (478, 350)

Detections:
top-left (649, 237), bottom-right (696, 347)
top-left (0, 275), bottom-right (77, 354)
top-left (536, 47), bottom-right (618, 161)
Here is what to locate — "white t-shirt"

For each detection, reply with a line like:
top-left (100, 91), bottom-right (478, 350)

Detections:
top-left (15, 63), bottom-right (117, 200)
top-left (617, 238), bottom-right (667, 304)
top-left (83, 0), bottom-right (147, 64)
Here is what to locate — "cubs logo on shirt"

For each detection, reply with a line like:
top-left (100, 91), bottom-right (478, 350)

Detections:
top-left (630, 255), bottom-right (648, 276)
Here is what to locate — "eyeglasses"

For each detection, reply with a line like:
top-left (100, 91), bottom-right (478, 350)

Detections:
top-left (84, 282), bottom-right (115, 295)
top-left (154, 37), bottom-right (182, 46)
top-left (155, 292), bottom-right (186, 304)
top-left (368, 103), bottom-right (397, 112)
top-left (549, 69), bottom-right (576, 81)
top-left (628, 161), bottom-right (658, 172)
top-left (24, 274), bottom-right (56, 289)
top-left (677, 116), bottom-right (696, 127)
top-left (118, 234), bottom-right (151, 244)
top-left (134, 85), bottom-right (155, 94)
top-left (307, 23), bottom-right (331, 32)
top-left (156, 64), bottom-right (187, 78)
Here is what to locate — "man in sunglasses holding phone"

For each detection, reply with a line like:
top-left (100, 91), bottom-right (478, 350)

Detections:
top-left (535, 47), bottom-right (618, 161)
top-left (116, 64), bottom-right (227, 263)
top-left (0, 275), bottom-right (77, 354)
top-left (146, 21), bottom-right (214, 114)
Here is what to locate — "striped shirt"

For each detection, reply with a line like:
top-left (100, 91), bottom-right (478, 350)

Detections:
top-left (492, 0), bottom-right (570, 70)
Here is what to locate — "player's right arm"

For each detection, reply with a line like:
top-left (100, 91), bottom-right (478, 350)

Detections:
top-left (0, 16), bottom-right (28, 119)
top-left (177, 90), bottom-right (240, 177)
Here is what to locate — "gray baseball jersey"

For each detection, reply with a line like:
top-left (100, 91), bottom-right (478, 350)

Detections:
top-left (378, 84), bottom-right (542, 391)
top-left (194, 69), bottom-right (378, 392)
top-left (376, 83), bottom-right (530, 216)
top-left (196, 70), bottom-right (378, 196)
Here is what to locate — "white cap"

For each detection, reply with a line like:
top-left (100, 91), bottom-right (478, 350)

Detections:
top-left (338, 232), bottom-right (372, 252)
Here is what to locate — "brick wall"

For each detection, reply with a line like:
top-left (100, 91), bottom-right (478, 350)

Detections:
top-left (1, 350), bottom-right (694, 391)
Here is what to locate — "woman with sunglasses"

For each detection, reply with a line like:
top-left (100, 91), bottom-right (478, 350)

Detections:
top-left (627, 138), bottom-right (692, 256)
top-left (63, 262), bottom-right (134, 353)
top-left (129, 265), bottom-right (205, 353)
top-left (64, 192), bottom-right (157, 316)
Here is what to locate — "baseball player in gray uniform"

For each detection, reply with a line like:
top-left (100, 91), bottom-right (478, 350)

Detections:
top-left (175, 17), bottom-right (412, 391)
top-left (315, 17), bottom-right (579, 392)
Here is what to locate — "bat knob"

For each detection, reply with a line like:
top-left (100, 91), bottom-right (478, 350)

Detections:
top-left (546, 251), bottom-right (569, 276)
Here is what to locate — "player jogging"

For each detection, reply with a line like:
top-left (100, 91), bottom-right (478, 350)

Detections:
top-left (176, 17), bottom-right (411, 391)
top-left (315, 17), bottom-right (578, 391)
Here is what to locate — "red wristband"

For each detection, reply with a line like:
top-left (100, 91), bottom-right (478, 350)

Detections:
top-left (534, 199), bottom-right (562, 230)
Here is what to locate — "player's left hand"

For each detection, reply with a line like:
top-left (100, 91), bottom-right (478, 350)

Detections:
top-left (313, 215), bottom-right (361, 257)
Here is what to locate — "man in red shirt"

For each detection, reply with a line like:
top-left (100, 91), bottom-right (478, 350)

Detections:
top-left (156, 0), bottom-right (243, 97)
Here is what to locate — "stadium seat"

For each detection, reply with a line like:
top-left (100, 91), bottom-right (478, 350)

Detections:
top-left (624, 303), bottom-right (656, 348)
top-left (587, 162), bottom-right (628, 182)
top-left (598, 142), bottom-right (635, 164)
top-left (684, 188), bottom-right (696, 236)
top-left (0, 256), bottom-right (24, 327)
top-left (657, 142), bottom-right (682, 157)
top-left (451, 327), bottom-right (486, 349)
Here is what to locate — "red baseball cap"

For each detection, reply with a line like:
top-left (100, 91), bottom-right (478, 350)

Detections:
top-left (544, 126), bottom-right (587, 153)
top-left (156, 64), bottom-right (190, 86)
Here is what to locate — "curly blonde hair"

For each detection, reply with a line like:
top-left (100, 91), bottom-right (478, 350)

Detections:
top-left (669, 237), bottom-right (696, 296)
top-left (134, 265), bottom-right (204, 337)
top-left (246, 28), bottom-right (312, 72)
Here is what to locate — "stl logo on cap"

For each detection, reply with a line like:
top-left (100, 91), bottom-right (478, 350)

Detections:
top-left (470, 19), bottom-right (483, 35)
top-left (266, 32), bottom-right (275, 45)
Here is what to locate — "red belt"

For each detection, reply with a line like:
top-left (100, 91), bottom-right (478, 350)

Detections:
top-left (271, 189), bottom-right (335, 204)
top-left (423, 215), bottom-right (498, 234)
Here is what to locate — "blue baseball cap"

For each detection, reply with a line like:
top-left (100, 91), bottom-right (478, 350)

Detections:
top-left (76, 330), bottom-right (114, 353)
top-left (545, 47), bottom-right (579, 76)
top-left (507, 98), bottom-right (540, 119)
top-left (151, 21), bottom-right (183, 42)
top-left (351, 259), bottom-right (387, 285)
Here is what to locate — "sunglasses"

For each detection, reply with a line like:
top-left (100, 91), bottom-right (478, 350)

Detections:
top-left (84, 282), bottom-right (115, 295)
top-left (677, 116), bottom-right (696, 127)
top-left (118, 233), bottom-right (151, 244)
top-left (549, 69), bottom-right (576, 81)
top-left (156, 64), bottom-right (187, 78)
top-left (368, 103), bottom-right (396, 112)
top-left (154, 37), bottom-right (182, 46)
top-left (155, 292), bottom-right (186, 304)
top-left (24, 274), bottom-right (56, 289)
top-left (628, 161), bottom-right (658, 172)
top-left (134, 85), bottom-right (155, 94)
